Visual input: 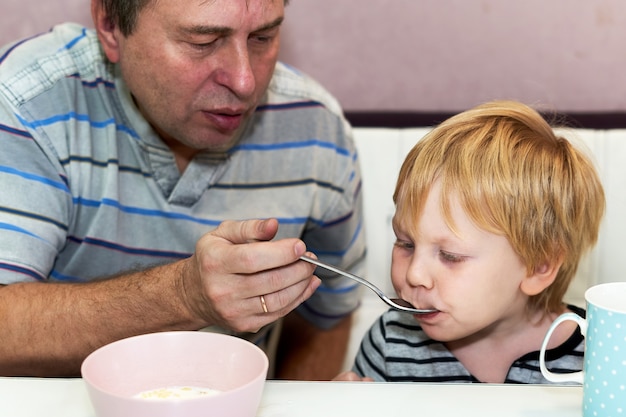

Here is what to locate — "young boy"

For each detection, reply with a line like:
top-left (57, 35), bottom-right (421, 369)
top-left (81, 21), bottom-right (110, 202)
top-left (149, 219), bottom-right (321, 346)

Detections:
top-left (337, 100), bottom-right (605, 383)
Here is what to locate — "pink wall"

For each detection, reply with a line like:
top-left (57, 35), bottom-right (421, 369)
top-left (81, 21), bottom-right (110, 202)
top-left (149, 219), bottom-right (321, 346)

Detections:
top-left (2, 0), bottom-right (91, 43)
top-left (4, 0), bottom-right (626, 112)
top-left (279, 0), bottom-right (626, 112)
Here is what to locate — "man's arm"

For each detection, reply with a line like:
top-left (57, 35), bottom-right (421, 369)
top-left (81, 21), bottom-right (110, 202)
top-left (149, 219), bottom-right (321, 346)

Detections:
top-left (0, 261), bottom-right (201, 376)
top-left (275, 311), bottom-right (352, 380)
top-left (0, 219), bottom-right (319, 377)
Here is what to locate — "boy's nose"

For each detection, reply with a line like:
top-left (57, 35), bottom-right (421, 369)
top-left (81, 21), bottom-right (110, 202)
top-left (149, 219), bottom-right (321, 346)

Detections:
top-left (405, 256), bottom-right (434, 289)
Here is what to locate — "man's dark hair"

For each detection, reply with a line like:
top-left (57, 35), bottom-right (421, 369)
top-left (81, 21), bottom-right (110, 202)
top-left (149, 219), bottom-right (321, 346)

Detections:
top-left (101, 0), bottom-right (150, 36)
top-left (102, 0), bottom-right (289, 37)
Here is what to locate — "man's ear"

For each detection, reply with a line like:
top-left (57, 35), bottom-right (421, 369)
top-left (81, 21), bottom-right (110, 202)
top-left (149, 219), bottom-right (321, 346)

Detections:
top-left (91, 0), bottom-right (121, 63)
top-left (520, 258), bottom-right (564, 296)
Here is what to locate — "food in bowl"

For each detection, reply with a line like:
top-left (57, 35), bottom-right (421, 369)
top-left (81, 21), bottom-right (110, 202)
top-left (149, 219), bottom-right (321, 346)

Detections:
top-left (135, 386), bottom-right (222, 400)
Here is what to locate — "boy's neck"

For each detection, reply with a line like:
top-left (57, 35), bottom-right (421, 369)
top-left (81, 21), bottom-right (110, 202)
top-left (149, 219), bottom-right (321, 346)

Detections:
top-left (446, 305), bottom-right (575, 383)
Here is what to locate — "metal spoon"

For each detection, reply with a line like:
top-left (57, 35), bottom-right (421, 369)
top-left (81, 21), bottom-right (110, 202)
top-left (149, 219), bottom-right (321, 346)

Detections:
top-left (299, 255), bottom-right (437, 315)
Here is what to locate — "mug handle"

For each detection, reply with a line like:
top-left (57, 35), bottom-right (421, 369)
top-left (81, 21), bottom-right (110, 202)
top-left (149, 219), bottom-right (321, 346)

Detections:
top-left (539, 312), bottom-right (586, 384)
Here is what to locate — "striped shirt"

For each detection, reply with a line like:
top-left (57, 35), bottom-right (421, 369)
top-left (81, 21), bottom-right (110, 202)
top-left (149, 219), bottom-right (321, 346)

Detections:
top-left (352, 305), bottom-right (585, 384)
top-left (0, 24), bottom-right (365, 348)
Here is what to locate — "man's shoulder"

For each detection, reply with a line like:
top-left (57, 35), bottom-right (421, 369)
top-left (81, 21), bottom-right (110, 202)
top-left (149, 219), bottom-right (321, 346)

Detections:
top-left (265, 62), bottom-right (344, 116)
top-left (0, 23), bottom-right (105, 106)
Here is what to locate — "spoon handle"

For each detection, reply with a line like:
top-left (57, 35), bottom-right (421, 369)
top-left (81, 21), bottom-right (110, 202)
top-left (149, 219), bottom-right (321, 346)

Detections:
top-left (299, 255), bottom-right (386, 299)
top-left (299, 255), bottom-right (437, 315)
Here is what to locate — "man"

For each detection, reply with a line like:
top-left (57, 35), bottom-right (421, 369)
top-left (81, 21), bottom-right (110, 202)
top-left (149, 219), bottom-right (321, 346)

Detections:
top-left (0, 0), bottom-right (365, 378)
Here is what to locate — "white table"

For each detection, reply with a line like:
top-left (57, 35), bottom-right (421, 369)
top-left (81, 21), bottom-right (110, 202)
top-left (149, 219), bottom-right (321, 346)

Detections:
top-left (0, 377), bottom-right (582, 417)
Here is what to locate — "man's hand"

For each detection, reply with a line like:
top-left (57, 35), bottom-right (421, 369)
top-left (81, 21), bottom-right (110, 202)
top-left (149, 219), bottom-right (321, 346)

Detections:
top-left (181, 218), bottom-right (321, 332)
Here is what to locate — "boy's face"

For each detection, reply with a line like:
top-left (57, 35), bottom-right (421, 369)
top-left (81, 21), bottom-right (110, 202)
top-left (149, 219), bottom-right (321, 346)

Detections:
top-left (391, 179), bottom-right (533, 344)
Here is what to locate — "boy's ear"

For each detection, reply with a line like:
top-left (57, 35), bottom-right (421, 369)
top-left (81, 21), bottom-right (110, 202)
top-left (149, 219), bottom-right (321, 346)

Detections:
top-left (520, 258), bottom-right (563, 296)
top-left (91, 0), bottom-right (121, 63)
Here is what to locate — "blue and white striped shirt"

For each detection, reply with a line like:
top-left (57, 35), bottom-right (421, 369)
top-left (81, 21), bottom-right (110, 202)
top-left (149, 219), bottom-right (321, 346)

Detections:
top-left (0, 24), bottom-right (365, 347)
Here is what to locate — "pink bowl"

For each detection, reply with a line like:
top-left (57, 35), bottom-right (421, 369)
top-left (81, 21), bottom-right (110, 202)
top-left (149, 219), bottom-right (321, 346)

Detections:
top-left (81, 331), bottom-right (268, 417)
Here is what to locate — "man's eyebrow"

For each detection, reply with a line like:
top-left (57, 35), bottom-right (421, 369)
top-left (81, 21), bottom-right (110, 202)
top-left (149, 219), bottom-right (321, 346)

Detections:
top-left (252, 16), bottom-right (284, 33)
top-left (182, 16), bottom-right (284, 37)
top-left (182, 25), bottom-right (232, 36)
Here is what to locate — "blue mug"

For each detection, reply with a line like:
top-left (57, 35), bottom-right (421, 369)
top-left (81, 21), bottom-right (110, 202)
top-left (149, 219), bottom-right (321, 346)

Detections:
top-left (540, 282), bottom-right (626, 417)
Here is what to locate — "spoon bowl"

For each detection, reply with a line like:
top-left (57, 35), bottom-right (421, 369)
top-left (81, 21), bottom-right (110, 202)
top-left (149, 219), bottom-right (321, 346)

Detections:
top-left (300, 255), bottom-right (437, 315)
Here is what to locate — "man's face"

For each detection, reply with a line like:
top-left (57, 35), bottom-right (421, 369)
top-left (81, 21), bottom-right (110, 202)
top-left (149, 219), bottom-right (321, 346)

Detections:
top-left (107, 0), bottom-right (284, 153)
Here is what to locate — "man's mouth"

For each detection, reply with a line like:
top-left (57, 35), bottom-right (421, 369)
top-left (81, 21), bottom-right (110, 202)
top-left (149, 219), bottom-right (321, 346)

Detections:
top-left (202, 109), bottom-right (247, 133)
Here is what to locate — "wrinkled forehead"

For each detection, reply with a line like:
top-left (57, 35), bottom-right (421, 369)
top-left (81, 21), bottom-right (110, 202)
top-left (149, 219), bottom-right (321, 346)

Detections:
top-left (142, 0), bottom-right (286, 30)
top-left (195, 0), bottom-right (286, 7)
top-left (147, 0), bottom-right (285, 11)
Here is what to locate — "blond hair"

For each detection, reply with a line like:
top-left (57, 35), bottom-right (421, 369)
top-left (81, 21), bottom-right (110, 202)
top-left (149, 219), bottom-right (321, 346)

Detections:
top-left (393, 100), bottom-right (605, 314)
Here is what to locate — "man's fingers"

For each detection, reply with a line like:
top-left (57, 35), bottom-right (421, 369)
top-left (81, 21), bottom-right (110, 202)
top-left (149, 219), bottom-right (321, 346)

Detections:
top-left (254, 275), bottom-right (321, 315)
top-left (213, 218), bottom-right (279, 245)
top-left (222, 275), bottom-right (321, 333)
top-left (187, 218), bottom-right (320, 332)
top-left (206, 218), bottom-right (308, 274)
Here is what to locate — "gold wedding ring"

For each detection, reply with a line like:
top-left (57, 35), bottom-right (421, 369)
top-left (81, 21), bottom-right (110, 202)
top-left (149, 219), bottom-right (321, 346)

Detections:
top-left (260, 294), bottom-right (268, 313)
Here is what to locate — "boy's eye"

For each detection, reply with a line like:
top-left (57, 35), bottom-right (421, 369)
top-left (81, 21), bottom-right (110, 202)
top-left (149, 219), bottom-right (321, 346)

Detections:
top-left (393, 240), bottom-right (414, 250)
top-left (439, 250), bottom-right (465, 263)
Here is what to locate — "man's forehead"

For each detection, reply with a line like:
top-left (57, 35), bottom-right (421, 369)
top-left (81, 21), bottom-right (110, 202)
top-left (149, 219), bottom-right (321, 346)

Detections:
top-left (193, 0), bottom-right (286, 16)
top-left (145, 0), bottom-right (285, 29)
top-left (196, 0), bottom-right (285, 7)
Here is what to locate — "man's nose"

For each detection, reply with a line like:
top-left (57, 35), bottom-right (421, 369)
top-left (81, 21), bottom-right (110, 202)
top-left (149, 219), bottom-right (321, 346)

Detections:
top-left (215, 44), bottom-right (256, 99)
